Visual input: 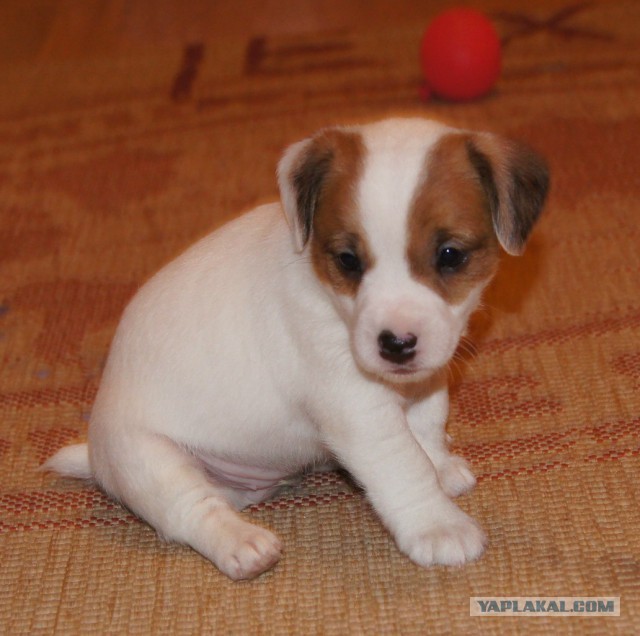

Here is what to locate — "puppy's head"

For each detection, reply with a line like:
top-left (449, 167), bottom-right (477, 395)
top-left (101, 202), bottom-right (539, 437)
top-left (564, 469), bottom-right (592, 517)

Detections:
top-left (278, 118), bottom-right (549, 383)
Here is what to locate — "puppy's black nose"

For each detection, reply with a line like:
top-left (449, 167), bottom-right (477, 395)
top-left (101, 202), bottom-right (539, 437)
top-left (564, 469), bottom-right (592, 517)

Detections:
top-left (378, 330), bottom-right (418, 364)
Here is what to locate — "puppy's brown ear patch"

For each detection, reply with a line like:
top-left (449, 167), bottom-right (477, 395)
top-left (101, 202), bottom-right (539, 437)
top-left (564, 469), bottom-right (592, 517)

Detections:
top-left (292, 145), bottom-right (334, 247)
top-left (467, 135), bottom-right (549, 255)
top-left (277, 128), bottom-right (364, 251)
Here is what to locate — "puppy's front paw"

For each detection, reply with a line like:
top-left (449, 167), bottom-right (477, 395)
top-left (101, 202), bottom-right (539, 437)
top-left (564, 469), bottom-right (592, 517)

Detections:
top-left (214, 519), bottom-right (283, 581)
top-left (402, 511), bottom-right (487, 568)
top-left (436, 454), bottom-right (477, 498)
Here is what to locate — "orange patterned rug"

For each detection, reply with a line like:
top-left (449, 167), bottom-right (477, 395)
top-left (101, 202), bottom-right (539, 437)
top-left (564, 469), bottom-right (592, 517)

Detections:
top-left (1, 1), bottom-right (639, 633)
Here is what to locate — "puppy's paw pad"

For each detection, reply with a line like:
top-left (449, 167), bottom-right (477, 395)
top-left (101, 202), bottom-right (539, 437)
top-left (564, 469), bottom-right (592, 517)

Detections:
top-left (405, 516), bottom-right (487, 568)
top-left (219, 525), bottom-right (282, 580)
top-left (437, 455), bottom-right (477, 498)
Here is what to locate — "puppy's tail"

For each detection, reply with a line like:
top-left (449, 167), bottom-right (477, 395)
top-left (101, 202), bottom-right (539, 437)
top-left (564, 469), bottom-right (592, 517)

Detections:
top-left (42, 443), bottom-right (92, 480)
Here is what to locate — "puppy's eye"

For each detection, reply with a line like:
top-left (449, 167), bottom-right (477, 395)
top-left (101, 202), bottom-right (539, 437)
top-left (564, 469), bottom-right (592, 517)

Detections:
top-left (335, 251), bottom-right (363, 276)
top-left (436, 246), bottom-right (468, 273)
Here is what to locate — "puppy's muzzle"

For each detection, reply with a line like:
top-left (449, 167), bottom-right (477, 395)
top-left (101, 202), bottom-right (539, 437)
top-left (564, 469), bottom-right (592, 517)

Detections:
top-left (378, 330), bottom-right (418, 364)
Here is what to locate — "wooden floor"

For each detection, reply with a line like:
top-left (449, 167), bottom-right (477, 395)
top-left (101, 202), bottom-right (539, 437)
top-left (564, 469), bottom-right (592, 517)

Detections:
top-left (0, 0), bottom-right (453, 63)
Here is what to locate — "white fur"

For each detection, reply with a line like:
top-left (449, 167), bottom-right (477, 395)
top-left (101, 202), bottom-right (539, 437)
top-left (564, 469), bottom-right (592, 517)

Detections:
top-left (46, 118), bottom-right (501, 580)
top-left (43, 443), bottom-right (91, 480)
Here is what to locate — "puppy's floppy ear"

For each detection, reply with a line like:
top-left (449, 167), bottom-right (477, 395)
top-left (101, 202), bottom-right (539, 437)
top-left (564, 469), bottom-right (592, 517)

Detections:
top-left (466, 134), bottom-right (549, 255)
top-left (277, 135), bottom-right (335, 252)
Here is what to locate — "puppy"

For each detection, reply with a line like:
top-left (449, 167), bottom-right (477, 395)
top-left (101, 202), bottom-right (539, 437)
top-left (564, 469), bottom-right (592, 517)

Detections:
top-left (46, 118), bottom-right (548, 580)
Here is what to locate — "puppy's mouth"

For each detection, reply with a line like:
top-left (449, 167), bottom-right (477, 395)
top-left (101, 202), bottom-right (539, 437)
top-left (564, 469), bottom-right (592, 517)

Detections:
top-left (382, 362), bottom-right (435, 384)
top-left (352, 331), bottom-right (444, 384)
top-left (389, 367), bottom-right (419, 376)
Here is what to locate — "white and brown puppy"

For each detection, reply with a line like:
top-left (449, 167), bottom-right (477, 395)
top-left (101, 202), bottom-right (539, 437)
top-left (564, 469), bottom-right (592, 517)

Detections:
top-left (46, 118), bottom-right (548, 580)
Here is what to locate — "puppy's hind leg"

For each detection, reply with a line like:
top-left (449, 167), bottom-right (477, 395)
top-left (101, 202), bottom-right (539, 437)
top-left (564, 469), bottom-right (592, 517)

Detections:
top-left (94, 431), bottom-right (282, 580)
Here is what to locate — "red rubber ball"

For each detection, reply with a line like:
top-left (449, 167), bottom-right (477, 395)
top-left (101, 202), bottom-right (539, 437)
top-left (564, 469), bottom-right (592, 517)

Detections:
top-left (420, 8), bottom-right (501, 101)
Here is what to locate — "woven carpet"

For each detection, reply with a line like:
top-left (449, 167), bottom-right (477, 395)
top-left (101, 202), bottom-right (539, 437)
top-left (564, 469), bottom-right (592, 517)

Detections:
top-left (1, 1), bottom-right (639, 633)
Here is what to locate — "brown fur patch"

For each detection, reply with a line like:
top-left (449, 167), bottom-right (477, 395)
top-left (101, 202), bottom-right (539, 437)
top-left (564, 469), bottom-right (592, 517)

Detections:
top-left (407, 134), bottom-right (501, 304)
top-left (307, 130), bottom-right (372, 297)
top-left (469, 133), bottom-right (549, 255)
